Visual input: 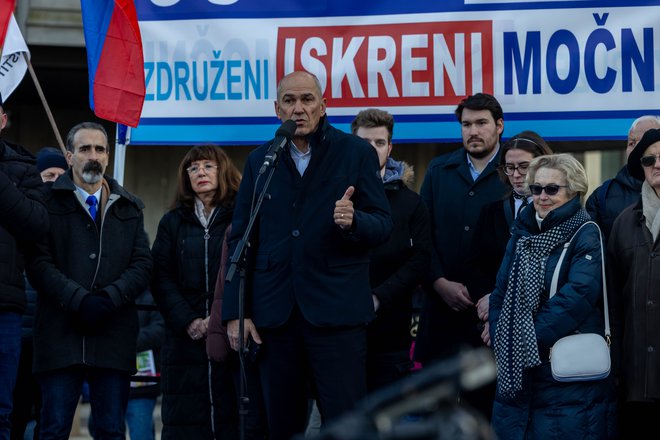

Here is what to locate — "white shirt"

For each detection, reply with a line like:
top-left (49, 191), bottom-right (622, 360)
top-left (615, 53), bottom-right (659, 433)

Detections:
top-left (289, 141), bottom-right (312, 176)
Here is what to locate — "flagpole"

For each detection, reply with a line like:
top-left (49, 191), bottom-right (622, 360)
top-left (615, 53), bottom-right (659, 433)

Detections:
top-left (22, 52), bottom-right (66, 155)
top-left (113, 124), bottom-right (129, 186)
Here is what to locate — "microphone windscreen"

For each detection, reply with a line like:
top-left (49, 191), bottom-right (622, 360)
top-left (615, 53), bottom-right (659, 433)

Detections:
top-left (275, 119), bottom-right (297, 139)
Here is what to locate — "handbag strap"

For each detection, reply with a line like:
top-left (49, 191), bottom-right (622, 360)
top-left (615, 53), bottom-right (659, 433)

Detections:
top-left (549, 221), bottom-right (610, 342)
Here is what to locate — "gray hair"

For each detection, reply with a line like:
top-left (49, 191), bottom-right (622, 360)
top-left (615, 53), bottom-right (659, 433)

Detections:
top-left (629, 115), bottom-right (660, 132)
top-left (526, 153), bottom-right (588, 201)
top-left (65, 122), bottom-right (108, 153)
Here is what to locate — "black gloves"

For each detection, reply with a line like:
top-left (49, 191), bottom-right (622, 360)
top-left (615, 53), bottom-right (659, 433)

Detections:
top-left (78, 291), bottom-right (115, 331)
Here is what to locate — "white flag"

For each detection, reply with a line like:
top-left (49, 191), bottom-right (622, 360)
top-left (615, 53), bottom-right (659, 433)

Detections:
top-left (0, 15), bottom-right (29, 102)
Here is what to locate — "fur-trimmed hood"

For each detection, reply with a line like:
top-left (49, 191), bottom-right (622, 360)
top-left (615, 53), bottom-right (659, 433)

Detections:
top-left (383, 157), bottom-right (415, 186)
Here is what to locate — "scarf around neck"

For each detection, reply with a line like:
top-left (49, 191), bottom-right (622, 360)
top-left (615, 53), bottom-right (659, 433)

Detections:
top-left (493, 207), bottom-right (591, 398)
top-left (642, 181), bottom-right (660, 242)
top-left (194, 197), bottom-right (216, 228)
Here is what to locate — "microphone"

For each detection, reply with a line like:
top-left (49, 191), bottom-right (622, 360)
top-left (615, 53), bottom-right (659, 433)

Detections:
top-left (258, 119), bottom-right (298, 174)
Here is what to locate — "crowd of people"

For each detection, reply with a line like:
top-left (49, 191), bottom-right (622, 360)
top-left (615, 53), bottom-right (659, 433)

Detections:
top-left (0, 71), bottom-right (659, 440)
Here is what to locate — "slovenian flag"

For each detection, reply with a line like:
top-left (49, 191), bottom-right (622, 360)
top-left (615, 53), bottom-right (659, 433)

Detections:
top-left (81, 0), bottom-right (145, 127)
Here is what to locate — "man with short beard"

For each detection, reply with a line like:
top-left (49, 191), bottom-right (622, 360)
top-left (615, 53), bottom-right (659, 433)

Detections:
top-left (414, 93), bottom-right (506, 419)
top-left (27, 122), bottom-right (152, 440)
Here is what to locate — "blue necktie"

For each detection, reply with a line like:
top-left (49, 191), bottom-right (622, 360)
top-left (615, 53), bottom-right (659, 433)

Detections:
top-left (86, 195), bottom-right (98, 220)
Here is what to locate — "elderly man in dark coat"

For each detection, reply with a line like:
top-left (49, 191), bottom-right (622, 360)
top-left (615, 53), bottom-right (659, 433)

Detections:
top-left (608, 128), bottom-right (660, 436)
top-left (223, 71), bottom-right (392, 440)
top-left (586, 115), bottom-right (660, 241)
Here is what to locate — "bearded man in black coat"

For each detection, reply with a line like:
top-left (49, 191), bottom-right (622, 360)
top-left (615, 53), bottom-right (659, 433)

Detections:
top-left (27, 122), bottom-right (152, 440)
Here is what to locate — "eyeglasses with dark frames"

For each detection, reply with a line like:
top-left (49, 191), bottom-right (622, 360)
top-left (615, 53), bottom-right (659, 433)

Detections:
top-left (501, 162), bottom-right (531, 176)
top-left (529, 184), bottom-right (568, 196)
top-left (640, 154), bottom-right (660, 168)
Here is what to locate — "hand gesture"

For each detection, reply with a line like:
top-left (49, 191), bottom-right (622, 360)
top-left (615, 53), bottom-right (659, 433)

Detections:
top-left (334, 186), bottom-right (355, 230)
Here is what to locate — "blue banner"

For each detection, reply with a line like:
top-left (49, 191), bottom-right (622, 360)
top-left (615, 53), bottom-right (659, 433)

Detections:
top-left (130, 1), bottom-right (660, 145)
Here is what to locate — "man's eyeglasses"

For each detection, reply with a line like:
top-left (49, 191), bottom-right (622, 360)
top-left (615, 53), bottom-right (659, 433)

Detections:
top-left (186, 163), bottom-right (218, 175)
top-left (501, 162), bottom-right (530, 176)
top-left (640, 154), bottom-right (660, 168)
top-left (529, 184), bottom-right (567, 196)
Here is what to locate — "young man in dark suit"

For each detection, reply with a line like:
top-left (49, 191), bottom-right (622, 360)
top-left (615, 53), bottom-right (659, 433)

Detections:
top-left (414, 93), bottom-right (507, 418)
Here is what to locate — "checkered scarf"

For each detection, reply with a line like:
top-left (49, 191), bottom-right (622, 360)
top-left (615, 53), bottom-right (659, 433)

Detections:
top-left (493, 208), bottom-right (590, 398)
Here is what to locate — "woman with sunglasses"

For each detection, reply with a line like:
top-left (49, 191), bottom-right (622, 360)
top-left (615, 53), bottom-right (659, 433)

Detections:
top-left (488, 154), bottom-right (615, 439)
top-left (607, 128), bottom-right (660, 436)
top-left (467, 131), bottom-right (553, 349)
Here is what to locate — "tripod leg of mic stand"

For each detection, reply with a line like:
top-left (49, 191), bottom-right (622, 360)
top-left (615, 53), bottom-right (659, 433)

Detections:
top-left (238, 267), bottom-right (248, 440)
top-left (239, 375), bottom-right (249, 440)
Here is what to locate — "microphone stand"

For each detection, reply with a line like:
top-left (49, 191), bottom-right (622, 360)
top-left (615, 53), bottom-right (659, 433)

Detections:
top-left (226, 160), bottom-right (279, 440)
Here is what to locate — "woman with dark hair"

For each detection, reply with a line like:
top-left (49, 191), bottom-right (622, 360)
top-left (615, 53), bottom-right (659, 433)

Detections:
top-left (466, 131), bottom-right (553, 346)
top-left (151, 145), bottom-right (241, 439)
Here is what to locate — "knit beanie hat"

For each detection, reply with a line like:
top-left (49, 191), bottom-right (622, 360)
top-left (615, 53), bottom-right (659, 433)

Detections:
top-left (36, 149), bottom-right (68, 172)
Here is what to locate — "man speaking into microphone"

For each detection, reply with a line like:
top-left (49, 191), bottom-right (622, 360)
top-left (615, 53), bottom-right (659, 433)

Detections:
top-left (223, 70), bottom-right (392, 440)
top-left (258, 118), bottom-right (297, 174)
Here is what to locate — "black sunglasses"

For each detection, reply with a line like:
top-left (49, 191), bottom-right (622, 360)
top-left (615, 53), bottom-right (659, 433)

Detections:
top-left (529, 184), bottom-right (567, 196)
top-left (640, 154), bottom-right (660, 168)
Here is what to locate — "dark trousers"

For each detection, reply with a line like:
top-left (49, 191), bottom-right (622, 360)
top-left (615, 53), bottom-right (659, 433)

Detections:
top-left (10, 339), bottom-right (41, 440)
top-left (0, 312), bottom-right (21, 440)
top-left (258, 309), bottom-right (367, 440)
top-left (38, 366), bottom-right (130, 440)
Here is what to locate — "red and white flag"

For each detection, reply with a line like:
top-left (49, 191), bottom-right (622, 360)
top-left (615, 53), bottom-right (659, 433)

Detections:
top-left (0, 14), bottom-right (29, 102)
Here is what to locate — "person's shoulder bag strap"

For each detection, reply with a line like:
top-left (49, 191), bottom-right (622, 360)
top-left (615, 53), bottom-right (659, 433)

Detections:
top-left (549, 221), bottom-right (610, 344)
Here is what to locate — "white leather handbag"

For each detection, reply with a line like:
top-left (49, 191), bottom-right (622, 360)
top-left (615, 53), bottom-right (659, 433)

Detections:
top-left (548, 221), bottom-right (611, 382)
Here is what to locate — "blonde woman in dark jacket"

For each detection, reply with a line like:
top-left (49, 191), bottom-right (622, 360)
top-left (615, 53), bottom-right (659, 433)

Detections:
top-left (489, 154), bottom-right (614, 439)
